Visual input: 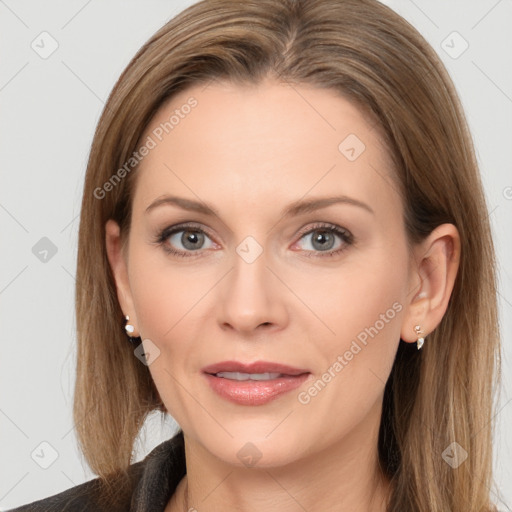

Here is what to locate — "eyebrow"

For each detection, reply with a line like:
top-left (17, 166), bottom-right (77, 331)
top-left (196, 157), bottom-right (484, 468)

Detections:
top-left (145, 194), bottom-right (374, 217)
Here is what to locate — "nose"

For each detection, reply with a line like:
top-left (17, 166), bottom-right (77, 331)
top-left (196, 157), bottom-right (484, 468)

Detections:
top-left (216, 249), bottom-right (289, 334)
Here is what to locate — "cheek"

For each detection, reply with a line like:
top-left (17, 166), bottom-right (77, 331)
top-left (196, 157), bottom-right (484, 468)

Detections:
top-left (128, 246), bottom-right (214, 341)
top-left (338, 268), bottom-right (405, 345)
top-left (292, 267), bottom-right (406, 443)
top-left (292, 245), bottom-right (409, 413)
top-left (127, 252), bottom-right (211, 422)
top-left (286, 250), bottom-right (407, 347)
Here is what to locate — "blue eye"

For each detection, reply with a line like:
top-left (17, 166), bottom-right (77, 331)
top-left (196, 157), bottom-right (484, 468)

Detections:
top-left (294, 224), bottom-right (353, 257)
top-left (156, 224), bottom-right (216, 257)
top-left (168, 229), bottom-right (214, 251)
top-left (155, 222), bottom-right (353, 258)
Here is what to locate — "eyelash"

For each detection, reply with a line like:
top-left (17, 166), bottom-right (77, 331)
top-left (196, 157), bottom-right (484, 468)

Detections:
top-left (295, 222), bottom-right (354, 258)
top-left (153, 222), bottom-right (354, 259)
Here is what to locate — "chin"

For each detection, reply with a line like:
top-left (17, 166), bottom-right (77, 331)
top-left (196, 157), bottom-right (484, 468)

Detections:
top-left (196, 421), bottom-right (309, 469)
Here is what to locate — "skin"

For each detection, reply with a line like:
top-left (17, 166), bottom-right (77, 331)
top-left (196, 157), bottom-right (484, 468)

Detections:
top-left (105, 78), bottom-right (460, 512)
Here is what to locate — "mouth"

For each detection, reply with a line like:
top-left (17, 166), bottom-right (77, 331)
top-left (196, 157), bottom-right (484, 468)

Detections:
top-left (201, 360), bottom-right (311, 406)
top-left (202, 360), bottom-right (310, 377)
top-left (212, 371), bottom-right (292, 381)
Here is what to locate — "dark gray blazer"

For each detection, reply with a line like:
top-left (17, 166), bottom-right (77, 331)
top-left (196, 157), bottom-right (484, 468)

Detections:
top-left (8, 431), bottom-right (186, 512)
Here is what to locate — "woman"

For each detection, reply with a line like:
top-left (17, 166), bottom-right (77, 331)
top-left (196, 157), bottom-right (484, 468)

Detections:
top-left (10, 0), bottom-right (501, 510)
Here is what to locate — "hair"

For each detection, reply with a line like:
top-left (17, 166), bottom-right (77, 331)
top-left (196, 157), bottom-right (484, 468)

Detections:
top-left (74, 0), bottom-right (501, 509)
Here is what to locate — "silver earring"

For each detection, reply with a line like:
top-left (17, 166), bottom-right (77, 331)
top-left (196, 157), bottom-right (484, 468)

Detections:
top-left (414, 325), bottom-right (425, 350)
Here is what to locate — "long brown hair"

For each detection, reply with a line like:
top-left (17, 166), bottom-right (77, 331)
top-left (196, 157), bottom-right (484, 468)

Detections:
top-left (74, 0), bottom-right (501, 509)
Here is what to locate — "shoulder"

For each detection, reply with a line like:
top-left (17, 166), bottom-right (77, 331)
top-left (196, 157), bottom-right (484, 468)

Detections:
top-left (7, 431), bottom-right (186, 512)
top-left (7, 476), bottom-right (111, 512)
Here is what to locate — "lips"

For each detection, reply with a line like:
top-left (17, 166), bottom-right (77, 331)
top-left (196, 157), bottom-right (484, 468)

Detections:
top-left (202, 360), bottom-right (312, 406)
top-left (201, 360), bottom-right (310, 377)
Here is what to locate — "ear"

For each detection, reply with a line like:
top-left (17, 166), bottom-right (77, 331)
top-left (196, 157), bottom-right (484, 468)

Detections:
top-left (105, 219), bottom-right (140, 337)
top-left (400, 223), bottom-right (460, 345)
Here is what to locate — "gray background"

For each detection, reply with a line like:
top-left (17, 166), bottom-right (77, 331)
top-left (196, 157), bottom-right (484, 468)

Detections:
top-left (0, 0), bottom-right (510, 509)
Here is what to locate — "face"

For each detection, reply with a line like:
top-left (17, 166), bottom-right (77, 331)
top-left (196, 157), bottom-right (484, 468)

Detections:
top-left (109, 79), bottom-right (416, 468)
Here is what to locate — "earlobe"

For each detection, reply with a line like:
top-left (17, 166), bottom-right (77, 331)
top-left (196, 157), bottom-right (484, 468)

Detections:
top-left (401, 223), bottom-right (461, 346)
top-left (105, 219), bottom-right (140, 337)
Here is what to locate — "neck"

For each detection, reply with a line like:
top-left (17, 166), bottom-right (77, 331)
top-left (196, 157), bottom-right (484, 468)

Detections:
top-left (168, 403), bottom-right (390, 512)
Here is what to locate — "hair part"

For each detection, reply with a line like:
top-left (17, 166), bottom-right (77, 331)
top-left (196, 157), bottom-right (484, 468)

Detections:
top-left (75, 1), bottom-right (501, 509)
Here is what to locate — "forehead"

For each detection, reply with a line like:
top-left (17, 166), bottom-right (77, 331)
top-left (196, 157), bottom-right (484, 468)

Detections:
top-left (132, 79), bottom-right (399, 217)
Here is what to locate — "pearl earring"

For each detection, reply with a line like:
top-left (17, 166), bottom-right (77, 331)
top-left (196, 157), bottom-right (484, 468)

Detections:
top-left (124, 315), bottom-right (141, 345)
top-left (125, 315), bottom-right (135, 334)
top-left (414, 325), bottom-right (425, 350)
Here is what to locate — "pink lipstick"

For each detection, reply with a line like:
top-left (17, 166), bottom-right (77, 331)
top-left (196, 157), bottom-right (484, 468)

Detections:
top-left (202, 360), bottom-right (311, 406)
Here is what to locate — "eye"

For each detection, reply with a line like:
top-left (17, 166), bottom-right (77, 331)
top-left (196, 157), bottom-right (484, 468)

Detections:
top-left (293, 223), bottom-right (353, 257)
top-left (154, 222), bottom-right (353, 258)
top-left (155, 223), bottom-right (217, 257)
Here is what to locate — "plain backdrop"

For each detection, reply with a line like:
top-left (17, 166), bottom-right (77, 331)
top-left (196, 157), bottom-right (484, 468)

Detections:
top-left (0, 0), bottom-right (511, 509)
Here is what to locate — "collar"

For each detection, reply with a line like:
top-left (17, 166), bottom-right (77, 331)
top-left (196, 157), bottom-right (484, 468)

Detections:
top-left (130, 430), bottom-right (186, 511)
